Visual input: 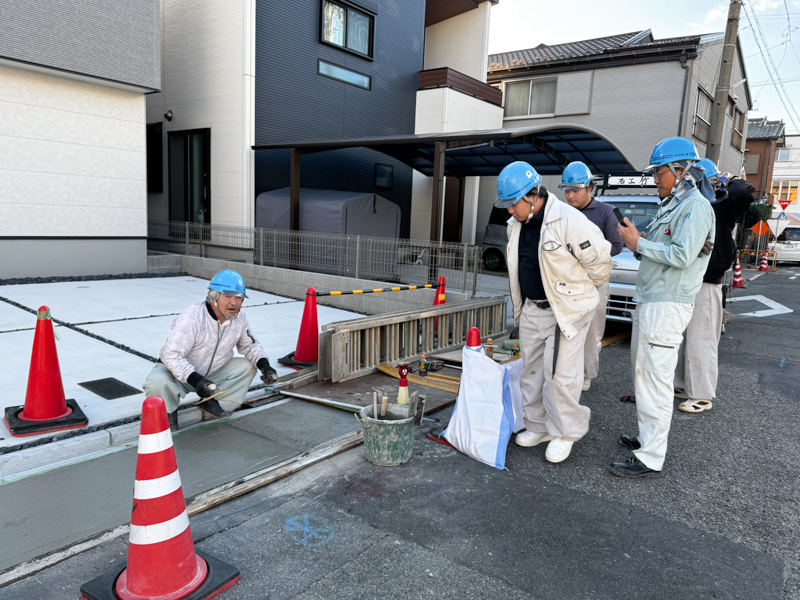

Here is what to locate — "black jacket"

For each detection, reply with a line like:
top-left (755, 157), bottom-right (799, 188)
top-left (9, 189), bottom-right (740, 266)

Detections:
top-left (704, 179), bottom-right (757, 282)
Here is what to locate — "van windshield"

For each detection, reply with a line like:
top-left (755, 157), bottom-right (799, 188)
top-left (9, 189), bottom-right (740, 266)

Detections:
top-left (779, 227), bottom-right (800, 242)
top-left (605, 200), bottom-right (660, 231)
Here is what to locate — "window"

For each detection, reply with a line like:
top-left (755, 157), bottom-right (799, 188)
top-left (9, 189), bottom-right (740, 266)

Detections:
top-left (771, 181), bottom-right (799, 204)
top-left (693, 88), bottom-right (713, 143)
top-left (374, 163), bottom-right (392, 188)
top-left (503, 78), bottom-right (557, 118)
top-left (731, 108), bottom-right (745, 149)
top-left (777, 147), bottom-right (791, 162)
top-left (322, 0), bottom-right (373, 58)
top-left (318, 59), bottom-right (370, 89)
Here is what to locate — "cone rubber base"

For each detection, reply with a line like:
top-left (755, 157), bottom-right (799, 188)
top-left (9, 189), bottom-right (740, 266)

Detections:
top-left (80, 550), bottom-right (240, 600)
top-left (4, 398), bottom-right (88, 437)
top-left (278, 351), bottom-right (316, 370)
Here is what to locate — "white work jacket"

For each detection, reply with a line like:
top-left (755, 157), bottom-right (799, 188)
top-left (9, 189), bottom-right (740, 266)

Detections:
top-left (506, 193), bottom-right (612, 340)
top-left (160, 301), bottom-right (268, 382)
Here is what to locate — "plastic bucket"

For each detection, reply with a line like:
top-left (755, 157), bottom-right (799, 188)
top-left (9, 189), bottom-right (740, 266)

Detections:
top-left (356, 404), bottom-right (415, 466)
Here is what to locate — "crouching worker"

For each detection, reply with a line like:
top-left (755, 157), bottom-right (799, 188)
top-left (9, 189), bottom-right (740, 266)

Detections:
top-left (498, 161), bottom-right (612, 463)
top-left (143, 269), bottom-right (278, 431)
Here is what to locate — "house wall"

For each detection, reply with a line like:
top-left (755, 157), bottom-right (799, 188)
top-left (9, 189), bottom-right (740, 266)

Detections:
top-left (771, 134), bottom-right (800, 216)
top-left (682, 39), bottom-right (749, 175)
top-left (423, 2), bottom-right (491, 81)
top-left (0, 63), bottom-right (148, 277)
top-left (744, 138), bottom-right (777, 201)
top-left (254, 0), bottom-right (425, 238)
top-left (146, 0), bottom-right (254, 226)
top-left (0, 0), bottom-right (160, 91)
top-left (410, 88), bottom-right (503, 241)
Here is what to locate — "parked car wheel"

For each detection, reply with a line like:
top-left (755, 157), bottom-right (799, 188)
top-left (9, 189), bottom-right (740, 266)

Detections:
top-left (483, 249), bottom-right (505, 271)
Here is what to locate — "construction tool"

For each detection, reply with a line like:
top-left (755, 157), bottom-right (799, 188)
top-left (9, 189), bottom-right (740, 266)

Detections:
top-left (377, 362), bottom-right (460, 394)
top-left (415, 394), bottom-right (426, 426)
top-left (193, 388), bottom-right (230, 405)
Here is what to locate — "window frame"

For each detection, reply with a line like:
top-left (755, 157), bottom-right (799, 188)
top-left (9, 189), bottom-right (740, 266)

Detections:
top-left (731, 107), bottom-right (745, 150)
top-left (771, 180), bottom-right (799, 204)
top-left (501, 76), bottom-right (558, 120)
top-left (692, 87), bottom-right (713, 144)
top-left (317, 59), bottom-right (371, 90)
top-left (776, 147), bottom-right (791, 162)
top-left (320, 0), bottom-right (375, 60)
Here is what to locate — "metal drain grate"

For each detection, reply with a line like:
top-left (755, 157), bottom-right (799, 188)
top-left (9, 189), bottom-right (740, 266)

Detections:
top-left (78, 378), bottom-right (141, 400)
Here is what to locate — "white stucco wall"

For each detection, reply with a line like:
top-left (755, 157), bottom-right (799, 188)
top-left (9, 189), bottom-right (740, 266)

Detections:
top-left (147, 0), bottom-right (255, 227)
top-left (0, 63), bottom-right (148, 276)
top-left (410, 87), bottom-right (503, 241)
top-left (423, 2), bottom-right (491, 81)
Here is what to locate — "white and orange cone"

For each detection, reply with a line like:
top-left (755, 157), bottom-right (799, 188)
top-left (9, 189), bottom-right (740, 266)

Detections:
top-left (758, 253), bottom-right (769, 272)
top-left (731, 255), bottom-right (745, 288)
top-left (80, 396), bottom-right (240, 600)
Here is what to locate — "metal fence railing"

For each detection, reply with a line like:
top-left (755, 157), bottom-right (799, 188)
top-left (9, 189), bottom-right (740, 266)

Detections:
top-left (148, 221), bottom-right (482, 294)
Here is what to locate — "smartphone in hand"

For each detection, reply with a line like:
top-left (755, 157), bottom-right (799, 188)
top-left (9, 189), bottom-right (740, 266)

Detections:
top-left (613, 206), bottom-right (628, 227)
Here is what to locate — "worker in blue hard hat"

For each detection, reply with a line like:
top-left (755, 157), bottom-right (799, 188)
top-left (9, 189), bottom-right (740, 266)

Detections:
top-left (559, 162), bottom-right (623, 393)
top-left (143, 269), bottom-right (278, 431)
top-left (673, 160), bottom-right (756, 415)
top-left (610, 137), bottom-right (715, 479)
top-left (497, 161), bottom-right (612, 464)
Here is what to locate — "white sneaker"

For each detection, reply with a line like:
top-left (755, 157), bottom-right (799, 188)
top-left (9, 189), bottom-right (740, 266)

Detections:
top-left (514, 430), bottom-right (554, 447)
top-left (545, 438), bottom-right (574, 463)
top-left (582, 378), bottom-right (591, 391)
top-left (673, 387), bottom-right (690, 399)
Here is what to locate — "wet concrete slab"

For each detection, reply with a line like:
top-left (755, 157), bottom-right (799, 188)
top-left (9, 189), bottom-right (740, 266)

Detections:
top-left (0, 399), bottom-right (359, 575)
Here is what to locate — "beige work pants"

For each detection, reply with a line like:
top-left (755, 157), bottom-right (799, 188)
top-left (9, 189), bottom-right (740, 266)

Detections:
top-left (583, 282), bottom-right (609, 380)
top-left (519, 300), bottom-right (591, 441)
top-left (673, 282), bottom-right (722, 400)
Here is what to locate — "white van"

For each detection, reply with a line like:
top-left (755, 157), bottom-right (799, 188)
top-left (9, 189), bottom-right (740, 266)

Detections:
top-left (773, 225), bottom-right (800, 263)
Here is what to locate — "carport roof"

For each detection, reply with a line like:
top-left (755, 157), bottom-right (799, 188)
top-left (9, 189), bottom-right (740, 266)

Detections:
top-left (252, 126), bottom-right (635, 177)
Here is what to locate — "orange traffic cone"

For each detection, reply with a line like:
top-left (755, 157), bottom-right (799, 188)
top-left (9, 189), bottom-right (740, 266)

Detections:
top-left (4, 306), bottom-right (88, 437)
top-left (759, 253), bottom-right (769, 272)
top-left (279, 287), bottom-right (319, 369)
top-left (731, 255), bottom-right (746, 288)
top-left (80, 396), bottom-right (240, 600)
top-left (433, 275), bottom-right (446, 307)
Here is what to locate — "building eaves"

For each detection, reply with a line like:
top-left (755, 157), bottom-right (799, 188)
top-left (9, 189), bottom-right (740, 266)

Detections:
top-left (746, 117), bottom-right (786, 139)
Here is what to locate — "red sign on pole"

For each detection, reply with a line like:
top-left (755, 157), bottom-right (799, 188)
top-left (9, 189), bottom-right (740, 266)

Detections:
top-left (779, 199), bottom-right (791, 210)
top-left (751, 220), bottom-right (770, 236)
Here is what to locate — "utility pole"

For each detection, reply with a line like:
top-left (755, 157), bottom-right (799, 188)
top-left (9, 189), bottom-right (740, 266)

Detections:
top-left (706, 0), bottom-right (743, 165)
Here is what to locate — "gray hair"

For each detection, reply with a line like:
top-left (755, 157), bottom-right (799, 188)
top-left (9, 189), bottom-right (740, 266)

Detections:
top-left (207, 289), bottom-right (220, 303)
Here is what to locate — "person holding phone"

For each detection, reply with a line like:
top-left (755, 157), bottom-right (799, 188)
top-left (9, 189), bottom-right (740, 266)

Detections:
top-left (610, 137), bottom-right (715, 478)
top-left (497, 161), bottom-right (612, 463)
top-left (559, 162), bottom-right (623, 392)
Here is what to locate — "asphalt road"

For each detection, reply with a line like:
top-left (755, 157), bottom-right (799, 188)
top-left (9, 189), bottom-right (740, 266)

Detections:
top-left (2, 267), bottom-right (798, 600)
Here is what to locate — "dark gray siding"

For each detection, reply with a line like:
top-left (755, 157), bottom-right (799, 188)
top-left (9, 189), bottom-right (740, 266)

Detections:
top-left (0, 0), bottom-right (160, 90)
top-left (254, 0), bottom-right (425, 238)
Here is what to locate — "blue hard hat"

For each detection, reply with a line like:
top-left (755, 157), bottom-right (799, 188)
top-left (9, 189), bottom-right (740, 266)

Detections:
top-left (696, 158), bottom-right (720, 180)
top-left (643, 137), bottom-right (699, 173)
top-left (559, 161), bottom-right (593, 189)
top-left (208, 269), bottom-right (248, 298)
top-left (494, 161), bottom-right (542, 208)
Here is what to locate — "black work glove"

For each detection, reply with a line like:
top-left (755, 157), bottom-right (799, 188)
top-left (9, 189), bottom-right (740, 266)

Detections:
top-left (187, 372), bottom-right (217, 398)
top-left (257, 358), bottom-right (278, 384)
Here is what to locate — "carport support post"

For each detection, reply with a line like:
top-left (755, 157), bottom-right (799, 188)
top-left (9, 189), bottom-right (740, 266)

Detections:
top-left (428, 141), bottom-right (445, 283)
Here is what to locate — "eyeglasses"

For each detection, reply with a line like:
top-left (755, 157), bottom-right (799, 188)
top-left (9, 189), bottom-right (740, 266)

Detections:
top-left (652, 168), bottom-right (671, 181)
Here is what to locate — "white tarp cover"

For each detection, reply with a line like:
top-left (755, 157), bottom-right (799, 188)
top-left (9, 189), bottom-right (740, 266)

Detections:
top-left (256, 188), bottom-right (400, 238)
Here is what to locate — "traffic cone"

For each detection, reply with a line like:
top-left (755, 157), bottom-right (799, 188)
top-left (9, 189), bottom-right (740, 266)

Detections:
top-left (433, 275), bottom-right (446, 307)
top-left (80, 396), bottom-right (240, 600)
top-left (4, 306), bottom-right (88, 437)
top-left (465, 327), bottom-right (483, 353)
top-left (759, 253), bottom-right (769, 272)
top-left (397, 364), bottom-right (410, 404)
top-left (278, 287), bottom-right (319, 369)
top-left (731, 255), bottom-right (746, 288)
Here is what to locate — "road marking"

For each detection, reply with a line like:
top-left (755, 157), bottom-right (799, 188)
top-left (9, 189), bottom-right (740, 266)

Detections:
top-left (726, 295), bottom-right (793, 318)
top-left (747, 273), bottom-right (765, 281)
top-left (284, 514), bottom-right (335, 547)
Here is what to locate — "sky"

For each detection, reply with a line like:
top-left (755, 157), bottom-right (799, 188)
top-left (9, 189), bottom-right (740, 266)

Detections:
top-left (488, 0), bottom-right (800, 133)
